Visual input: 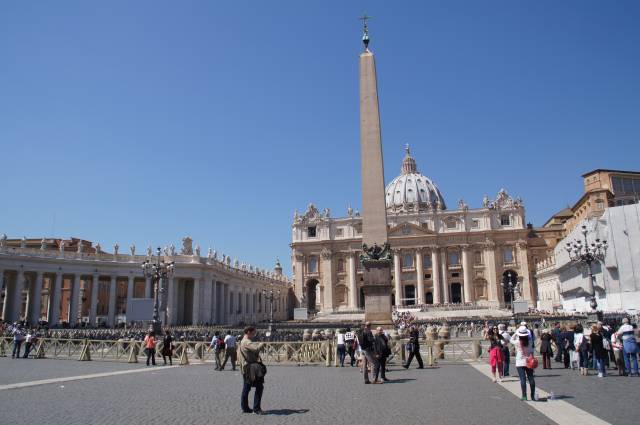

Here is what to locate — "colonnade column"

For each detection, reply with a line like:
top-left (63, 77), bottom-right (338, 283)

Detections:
top-left (431, 248), bottom-right (441, 305)
top-left (12, 269), bottom-right (25, 322)
top-left (347, 253), bottom-right (358, 309)
top-left (440, 248), bottom-right (450, 304)
top-left (415, 249), bottom-right (424, 305)
top-left (127, 275), bottom-right (134, 304)
top-left (145, 277), bottom-right (152, 298)
top-left (69, 274), bottom-right (81, 325)
top-left (29, 272), bottom-right (43, 325)
top-left (50, 272), bottom-right (63, 325)
top-left (462, 245), bottom-right (474, 304)
top-left (211, 280), bottom-right (217, 324)
top-left (90, 273), bottom-right (99, 326)
top-left (393, 250), bottom-right (402, 306)
top-left (1, 269), bottom-right (8, 321)
top-left (203, 275), bottom-right (213, 324)
top-left (108, 276), bottom-right (117, 327)
top-left (166, 276), bottom-right (176, 326)
top-left (192, 278), bottom-right (201, 325)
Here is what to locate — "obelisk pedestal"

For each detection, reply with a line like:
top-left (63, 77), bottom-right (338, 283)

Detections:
top-left (358, 22), bottom-right (393, 325)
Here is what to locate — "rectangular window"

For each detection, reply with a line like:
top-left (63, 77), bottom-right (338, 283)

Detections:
top-left (474, 251), bottom-right (483, 265)
top-left (425, 274), bottom-right (431, 279)
top-left (446, 220), bottom-right (457, 229)
top-left (423, 255), bottom-right (432, 269)
top-left (623, 178), bottom-right (634, 194)
top-left (449, 251), bottom-right (460, 265)
top-left (503, 248), bottom-right (514, 264)
top-left (402, 254), bottom-right (414, 268)
top-left (471, 219), bottom-right (480, 229)
top-left (308, 256), bottom-right (318, 273)
top-left (612, 176), bottom-right (623, 193)
top-left (451, 272), bottom-right (460, 278)
top-left (307, 226), bottom-right (317, 238)
top-left (335, 228), bottom-right (343, 237)
top-left (500, 214), bottom-right (511, 226)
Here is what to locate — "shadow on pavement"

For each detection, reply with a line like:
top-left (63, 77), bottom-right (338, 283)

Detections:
top-left (385, 378), bottom-right (416, 384)
top-left (265, 409), bottom-right (309, 416)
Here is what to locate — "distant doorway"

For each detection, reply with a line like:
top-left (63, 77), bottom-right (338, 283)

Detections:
top-left (425, 292), bottom-right (433, 305)
top-left (306, 279), bottom-right (319, 312)
top-left (405, 285), bottom-right (416, 306)
top-left (451, 283), bottom-right (462, 304)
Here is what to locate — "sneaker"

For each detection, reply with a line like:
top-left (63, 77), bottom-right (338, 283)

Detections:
top-left (492, 378), bottom-right (497, 383)
top-left (497, 378), bottom-right (503, 383)
top-left (598, 373), bottom-right (603, 378)
top-left (520, 396), bottom-right (527, 401)
top-left (402, 365), bottom-right (409, 369)
top-left (364, 381), bottom-right (371, 384)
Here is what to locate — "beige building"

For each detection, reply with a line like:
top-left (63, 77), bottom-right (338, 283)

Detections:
top-left (291, 148), bottom-right (536, 313)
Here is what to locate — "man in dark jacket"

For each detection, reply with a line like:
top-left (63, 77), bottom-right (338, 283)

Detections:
top-left (360, 322), bottom-right (376, 384)
top-left (403, 325), bottom-right (424, 369)
top-left (552, 323), bottom-right (562, 362)
top-left (373, 327), bottom-right (391, 383)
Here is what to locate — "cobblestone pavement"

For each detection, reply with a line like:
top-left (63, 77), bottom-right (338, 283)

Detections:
top-left (0, 357), bottom-right (144, 385)
top-left (531, 361), bottom-right (639, 425)
top-left (0, 359), bottom-right (555, 425)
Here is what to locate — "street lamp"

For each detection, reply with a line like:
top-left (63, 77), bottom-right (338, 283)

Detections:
top-left (141, 247), bottom-right (175, 335)
top-left (565, 224), bottom-right (607, 313)
top-left (502, 271), bottom-right (518, 314)
top-left (262, 285), bottom-right (281, 337)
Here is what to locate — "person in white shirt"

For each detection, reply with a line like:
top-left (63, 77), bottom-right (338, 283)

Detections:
top-left (344, 328), bottom-right (356, 367)
top-left (511, 326), bottom-right (536, 401)
top-left (498, 324), bottom-right (511, 377)
top-left (221, 332), bottom-right (238, 371)
top-left (22, 331), bottom-right (34, 359)
top-left (336, 329), bottom-right (346, 367)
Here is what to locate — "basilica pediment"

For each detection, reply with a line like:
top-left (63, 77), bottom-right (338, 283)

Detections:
top-left (388, 222), bottom-right (435, 237)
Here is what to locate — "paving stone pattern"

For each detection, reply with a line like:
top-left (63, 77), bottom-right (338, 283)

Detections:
top-left (0, 359), bottom-right (554, 425)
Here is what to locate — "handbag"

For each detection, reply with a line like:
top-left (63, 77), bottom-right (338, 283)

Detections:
top-left (526, 354), bottom-right (539, 369)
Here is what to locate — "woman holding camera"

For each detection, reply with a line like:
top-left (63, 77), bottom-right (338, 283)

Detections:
top-left (511, 326), bottom-right (536, 401)
top-left (238, 326), bottom-right (266, 415)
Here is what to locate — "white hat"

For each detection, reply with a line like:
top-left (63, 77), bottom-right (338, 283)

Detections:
top-left (520, 321), bottom-right (527, 326)
top-left (516, 326), bottom-right (529, 337)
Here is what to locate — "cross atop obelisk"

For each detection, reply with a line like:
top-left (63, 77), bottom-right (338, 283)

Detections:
top-left (358, 18), bottom-right (392, 324)
top-left (359, 14), bottom-right (372, 51)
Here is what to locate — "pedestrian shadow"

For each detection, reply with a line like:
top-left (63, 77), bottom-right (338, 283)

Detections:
top-left (535, 374), bottom-right (563, 378)
top-left (265, 409), bottom-right (309, 416)
top-left (384, 378), bottom-right (416, 383)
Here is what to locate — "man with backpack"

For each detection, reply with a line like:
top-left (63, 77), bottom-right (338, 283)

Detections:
top-left (344, 327), bottom-right (356, 367)
top-left (210, 331), bottom-right (226, 371)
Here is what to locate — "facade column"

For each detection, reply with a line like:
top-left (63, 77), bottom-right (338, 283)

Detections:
top-left (293, 252), bottom-right (305, 306)
top-left (211, 280), bottom-right (217, 324)
top-left (517, 240), bottom-right (533, 305)
top-left (50, 272), bottom-right (63, 325)
top-left (348, 253), bottom-right (358, 309)
top-left (29, 272), bottom-right (44, 325)
top-left (484, 242), bottom-right (498, 304)
top-left (320, 249), bottom-right (334, 312)
top-left (90, 273), bottom-right (99, 326)
top-left (393, 250), bottom-right (402, 306)
top-left (415, 249), bottom-right (424, 305)
top-left (69, 274), bottom-right (81, 325)
top-left (192, 278), bottom-right (201, 325)
top-left (431, 249), bottom-right (441, 304)
top-left (108, 276), bottom-right (117, 327)
top-left (462, 245), bottom-right (474, 304)
top-left (440, 248), bottom-right (450, 304)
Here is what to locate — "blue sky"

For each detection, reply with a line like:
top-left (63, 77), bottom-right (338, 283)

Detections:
top-left (2, 1), bottom-right (639, 274)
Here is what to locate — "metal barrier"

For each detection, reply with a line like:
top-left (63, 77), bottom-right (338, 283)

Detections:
top-left (0, 337), bottom-right (508, 366)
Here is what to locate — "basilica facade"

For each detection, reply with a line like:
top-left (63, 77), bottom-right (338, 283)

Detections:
top-left (0, 236), bottom-right (289, 327)
top-left (291, 147), bottom-right (536, 313)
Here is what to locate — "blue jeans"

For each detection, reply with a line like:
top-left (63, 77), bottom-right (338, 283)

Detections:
top-left (502, 347), bottom-right (510, 375)
top-left (241, 382), bottom-right (264, 412)
top-left (595, 357), bottom-right (606, 376)
top-left (516, 367), bottom-right (535, 399)
top-left (12, 341), bottom-right (22, 358)
top-left (337, 344), bottom-right (346, 367)
top-left (622, 341), bottom-right (639, 375)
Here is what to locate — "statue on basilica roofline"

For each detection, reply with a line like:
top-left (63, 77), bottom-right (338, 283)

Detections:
top-left (195, 244), bottom-right (201, 257)
top-left (130, 244), bottom-right (136, 256)
top-left (147, 245), bottom-right (152, 257)
top-left (207, 247), bottom-right (213, 260)
top-left (59, 240), bottom-right (65, 253)
top-left (41, 238), bottom-right (47, 250)
top-left (0, 233), bottom-right (7, 248)
top-left (181, 236), bottom-right (193, 255)
top-left (114, 243), bottom-right (119, 256)
top-left (94, 242), bottom-right (101, 254)
top-left (458, 199), bottom-right (469, 211)
top-left (21, 236), bottom-right (27, 249)
top-left (163, 246), bottom-right (169, 256)
top-left (169, 244), bottom-right (176, 256)
top-left (347, 205), bottom-right (353, 217)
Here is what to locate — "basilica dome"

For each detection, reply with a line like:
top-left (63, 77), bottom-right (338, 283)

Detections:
top-left (385, 146), bottom-right (446, 212)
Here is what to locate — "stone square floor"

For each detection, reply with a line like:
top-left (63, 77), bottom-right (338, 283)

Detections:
top-left (0, 357), bottom-right (635, 425)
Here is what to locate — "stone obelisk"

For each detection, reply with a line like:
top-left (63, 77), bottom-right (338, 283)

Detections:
top-left (358, 17), bottom-right (393, 324)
